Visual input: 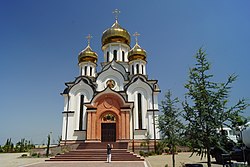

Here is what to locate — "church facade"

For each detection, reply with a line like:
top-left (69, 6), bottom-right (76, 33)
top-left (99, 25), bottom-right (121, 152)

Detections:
top-left (61, 12), bottom-right (161, 147)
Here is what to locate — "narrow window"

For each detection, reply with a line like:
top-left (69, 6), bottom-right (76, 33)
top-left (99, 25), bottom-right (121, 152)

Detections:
top-left (141, 65), bottom-right (144, 75)
top-left (122, 51), bottom-right (125, 62)
top-left (84, 66), bottom-right (87, 76)
top-left (138, 93), bottom-right (142, 129)
top-left (90, 67), bottom-right (92, 76)
top-left (113, 50), bottom-right (117, 61)
top-left (79, 95), bottom-right (84, 130)
top-left (132, 65), bottom-right (134, 75)
top-left (80, 67), bottom-right (83, 76)
top-left (107, 52), bottom-right (109, 62)
top-left (136, 64), bottom-right (139, 74)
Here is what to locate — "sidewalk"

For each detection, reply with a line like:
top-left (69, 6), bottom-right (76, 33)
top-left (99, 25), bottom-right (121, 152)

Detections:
top-left (0, 153), bottom-right (146, 167)
top-left (22, 161), bottom-right (146, 167)
top-left (1, 152), bottom-right (224, 167)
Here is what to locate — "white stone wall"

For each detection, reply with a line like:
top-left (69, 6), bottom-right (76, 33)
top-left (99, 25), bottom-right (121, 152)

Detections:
top-left (103, 43), bottom-right (130, 62)
top-left (79, 62), bottom-right (96, 77)
top-left (96, 67), bottom-right (125, 92)
top-left (61, 80), bottom-right (93, 141)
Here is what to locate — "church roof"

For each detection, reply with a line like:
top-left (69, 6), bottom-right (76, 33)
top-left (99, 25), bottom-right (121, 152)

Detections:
top-left (78, 34), bottom-right (98, 64)
top-left (102, 20), bottom-right (131, 49)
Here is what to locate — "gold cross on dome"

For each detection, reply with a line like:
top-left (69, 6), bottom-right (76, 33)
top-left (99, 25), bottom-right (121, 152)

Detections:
top-left (133, 32), bottom-right (140, 44)
top-left (112, 9), bottom-right (121, 21)
top-left (86, 34), bottom-right (92, 46)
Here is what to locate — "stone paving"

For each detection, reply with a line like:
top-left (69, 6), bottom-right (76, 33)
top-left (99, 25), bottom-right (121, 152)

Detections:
top-left (22, 161), bottom-right (146, 167)
top-left (0, 153), bottom-right (147, 167)
top-left (0, 152), bottom-right (227, 167)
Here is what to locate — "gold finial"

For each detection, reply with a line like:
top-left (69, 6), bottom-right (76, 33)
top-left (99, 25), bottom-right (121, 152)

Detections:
top-left (133, 32), bottom-right (140, 45)
top-left (86, 34), bottom-right (92, 46)
top-left (112, 9), bottom-right (121, 21)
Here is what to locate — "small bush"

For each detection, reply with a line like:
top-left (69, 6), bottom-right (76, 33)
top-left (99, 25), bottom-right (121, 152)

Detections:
top-left (155, 150), bottom-right (162, 155)
top-left (31, 153), bottom-right (38, 157)
top-left (139, 150), bottom-right (145, 157)
top-left (148, 151), bottom-right (156, 156)
top-left (21, 154), bottom-right (27, 157)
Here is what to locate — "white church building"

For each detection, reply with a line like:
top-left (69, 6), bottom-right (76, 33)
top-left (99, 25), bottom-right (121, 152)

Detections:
top-left (61, 10), bottom-right (161, 149)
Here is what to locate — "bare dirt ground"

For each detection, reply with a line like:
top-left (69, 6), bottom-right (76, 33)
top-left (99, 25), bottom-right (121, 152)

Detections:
top-left (145, 152), bottom-right (222, 167)
top-left (0, 153), bottom-right (48, 167)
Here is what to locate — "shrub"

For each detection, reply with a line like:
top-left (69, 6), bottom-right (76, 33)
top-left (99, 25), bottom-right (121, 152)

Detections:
top-left (31, 153), bottom-right (38, 157)
top-left (21, 154), bottom-right (28, 157)
top-left (139, 150), bottom-right (145, 157)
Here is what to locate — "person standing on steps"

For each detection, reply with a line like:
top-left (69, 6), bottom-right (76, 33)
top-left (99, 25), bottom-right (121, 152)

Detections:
top-left (107, 144), bottom-right (112, 163)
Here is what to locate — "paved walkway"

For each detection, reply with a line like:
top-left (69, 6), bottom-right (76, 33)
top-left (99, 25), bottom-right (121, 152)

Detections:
top-left (1, 152), bottom-right (228, 167)
top-left (22, 161), bottom-right (147, 167)
top-left (0, 153), bottom-right (147, 167)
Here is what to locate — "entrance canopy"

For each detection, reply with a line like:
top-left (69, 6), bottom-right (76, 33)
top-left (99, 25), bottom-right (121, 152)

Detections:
top-left (85, 87), bottom-right (133, 142)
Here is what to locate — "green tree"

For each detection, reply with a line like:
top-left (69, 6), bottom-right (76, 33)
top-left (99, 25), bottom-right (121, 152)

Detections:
top-left (183, 48), bottom-right (249, 167)
top-left (158, 90), bottom-right (184, 167)
top-left (46, 133), bottom-right (51, 157)
top-left (15, 138), bottom-right (35, 152)
top-left (3, 138), bottom-right (14, 153)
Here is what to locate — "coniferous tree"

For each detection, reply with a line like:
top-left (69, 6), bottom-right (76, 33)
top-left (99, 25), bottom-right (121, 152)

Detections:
top-left (46, 133), bottom-right (51, 157)
top-left (159, 90), bottom-right (184, 167)
top-left (183, 48), bottom-right (249, 167)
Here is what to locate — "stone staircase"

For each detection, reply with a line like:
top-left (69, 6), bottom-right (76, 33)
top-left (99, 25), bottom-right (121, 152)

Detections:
top-left (46, 142), bottom-right (144, 161)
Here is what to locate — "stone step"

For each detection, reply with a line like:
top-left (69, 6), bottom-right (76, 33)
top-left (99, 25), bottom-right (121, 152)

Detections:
top-left (76, 142), bottom-right (128, 149)
top-left (46, 142), bottom-right (143, 161)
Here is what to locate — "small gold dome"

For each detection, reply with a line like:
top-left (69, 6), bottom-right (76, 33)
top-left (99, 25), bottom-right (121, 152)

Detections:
top-left (102, 20), bottom-right (131, 48)
top-left (128, 43), bottom-right (146, 61)
top-left (78, 45), bottom-right (98, 64)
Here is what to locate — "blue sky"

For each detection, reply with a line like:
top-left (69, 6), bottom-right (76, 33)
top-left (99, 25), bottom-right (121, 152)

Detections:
top-left (0, 0), bottom-right (250, 145)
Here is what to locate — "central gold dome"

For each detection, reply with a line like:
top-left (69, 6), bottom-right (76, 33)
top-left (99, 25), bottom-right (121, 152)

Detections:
top-left (102, 20), bottom-right (131, 48)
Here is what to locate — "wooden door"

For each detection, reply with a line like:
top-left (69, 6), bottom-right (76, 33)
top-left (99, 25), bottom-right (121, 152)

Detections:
top-left (101, 123), bottom-right (116, 142)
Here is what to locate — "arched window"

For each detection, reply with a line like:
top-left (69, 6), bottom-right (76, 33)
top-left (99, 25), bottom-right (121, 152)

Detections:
top-left (131, 65), bottom-right (135, 75)
top-left (107, 52), bottom-right (109, 62)
top-left (79, 95), bottom-right (84, 130)
top-left (122, 51), bottom-right (125, 62)
top-left (102, 113), bottom-right (116, 122)
top-left (141, 65), bottom-right (144, 75)
top-left (138, 93), bottom-right (142, 129)
top-left (136, 64), bottom-right (139, 74)
top-left (113, 50), bottom-right (117, 61)
top-left (90, 67), bottom-right (92, 76)
top-left (84, 66), bottom-right (87, 76)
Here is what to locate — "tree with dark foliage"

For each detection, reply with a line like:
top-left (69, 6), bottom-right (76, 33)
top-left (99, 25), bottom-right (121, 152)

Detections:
top-left (183, 48), bottom-right (249, 167)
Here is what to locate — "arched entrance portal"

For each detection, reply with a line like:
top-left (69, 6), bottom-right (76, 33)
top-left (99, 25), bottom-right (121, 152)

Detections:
top-left (85, 89), bottom-right (133, 142)
top-left (101, 113), bottom-right (116, 142)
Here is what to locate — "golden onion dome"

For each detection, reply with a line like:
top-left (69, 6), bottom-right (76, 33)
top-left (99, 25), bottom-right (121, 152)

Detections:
top-left (102, 20), bottom-right (131, 48)
top-left (128, 43), bottom-right (146, 61)
top-left (78, 45), bottom-right (98, 64)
